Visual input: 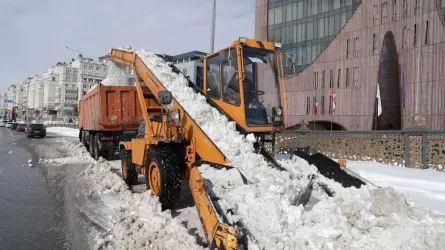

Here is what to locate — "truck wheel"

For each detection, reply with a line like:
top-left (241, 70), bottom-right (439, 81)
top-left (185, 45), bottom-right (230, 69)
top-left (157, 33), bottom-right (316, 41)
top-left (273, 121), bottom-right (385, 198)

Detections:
top-left (89, 134), bottom-right (95, 158)
top-left (145, 146), bottom-right (182, 210)
top-left (121, 150), bottom-right (138, 185)
top-left (93, 134), bottom-right (100, 160)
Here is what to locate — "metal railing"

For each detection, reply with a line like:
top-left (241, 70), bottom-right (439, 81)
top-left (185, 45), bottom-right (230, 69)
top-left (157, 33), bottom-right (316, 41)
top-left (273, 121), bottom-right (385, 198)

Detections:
top-left (269, 129), bottom-right (445, 171)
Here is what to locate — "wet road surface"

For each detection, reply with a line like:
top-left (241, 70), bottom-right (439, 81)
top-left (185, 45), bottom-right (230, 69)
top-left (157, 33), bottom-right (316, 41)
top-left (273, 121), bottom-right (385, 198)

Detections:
top-left (0, 128), bottom-right (67, 249)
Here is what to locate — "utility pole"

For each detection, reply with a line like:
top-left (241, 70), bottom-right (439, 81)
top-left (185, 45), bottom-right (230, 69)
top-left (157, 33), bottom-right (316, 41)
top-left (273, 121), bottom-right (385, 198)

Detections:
top-left (210, 0), bottom-right (216, 53)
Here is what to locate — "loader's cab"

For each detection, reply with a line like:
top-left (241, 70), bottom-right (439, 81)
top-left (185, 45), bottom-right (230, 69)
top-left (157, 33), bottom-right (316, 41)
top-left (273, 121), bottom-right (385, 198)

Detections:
top-left (202, 38), bottom-right (286, 134)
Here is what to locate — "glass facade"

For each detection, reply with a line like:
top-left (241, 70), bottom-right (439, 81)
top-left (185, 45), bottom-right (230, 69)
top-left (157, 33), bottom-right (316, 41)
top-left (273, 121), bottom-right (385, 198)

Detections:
top-left (267, 0), bottom-right (362, 74)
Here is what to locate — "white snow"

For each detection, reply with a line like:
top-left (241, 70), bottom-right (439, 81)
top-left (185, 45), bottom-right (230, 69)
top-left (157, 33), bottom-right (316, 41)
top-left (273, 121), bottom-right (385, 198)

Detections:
top-left (347, 160), bottom-right (445, 213)
top-left (28, 159), bottom-right (32, 163)
top-left (8, 150), bottom-right (13, 155)
top-left (47, 139), bottom-right (203, 249)
top-left (101, 60), bottom-right (133, 86)
top-left (47, 127), bottom-right (79, 138)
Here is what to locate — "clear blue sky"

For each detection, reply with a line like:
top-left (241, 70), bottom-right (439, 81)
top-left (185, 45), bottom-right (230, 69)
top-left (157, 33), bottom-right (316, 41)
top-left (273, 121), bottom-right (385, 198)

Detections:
top-left (0, 0), bottom-right (255, 91)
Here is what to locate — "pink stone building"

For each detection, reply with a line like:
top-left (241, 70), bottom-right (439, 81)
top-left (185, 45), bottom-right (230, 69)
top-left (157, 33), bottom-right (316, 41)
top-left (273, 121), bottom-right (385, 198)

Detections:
top-left (256, 0), bottom-right (445, 130)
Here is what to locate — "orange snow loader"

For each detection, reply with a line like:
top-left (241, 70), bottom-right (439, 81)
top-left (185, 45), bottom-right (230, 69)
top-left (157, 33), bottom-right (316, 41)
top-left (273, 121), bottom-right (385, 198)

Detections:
top-left (109, 38), bottom-right (286, 249)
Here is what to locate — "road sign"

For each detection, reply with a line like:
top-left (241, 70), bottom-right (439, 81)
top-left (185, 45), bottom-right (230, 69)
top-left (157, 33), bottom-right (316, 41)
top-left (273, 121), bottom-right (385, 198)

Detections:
top-left (4, 99), bottom-right (14, 103)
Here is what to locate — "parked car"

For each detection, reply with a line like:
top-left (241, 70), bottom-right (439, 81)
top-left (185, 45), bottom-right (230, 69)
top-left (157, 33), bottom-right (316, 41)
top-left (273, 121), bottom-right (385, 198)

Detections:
top-left (16, 123), bottom-right (27, 132)
top-left (11, 123), bottom-right (19, 130)
top-left (0, 122), bottom-right (4, 127)
top-left (5, 122), bottom-right (12, 128)
top-left (26, 123), bottom-right (46, 138)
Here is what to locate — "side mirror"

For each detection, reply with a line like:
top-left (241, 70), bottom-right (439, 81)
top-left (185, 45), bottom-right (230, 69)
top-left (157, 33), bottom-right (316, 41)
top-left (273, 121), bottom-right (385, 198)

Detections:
top-left (219, 50), bottom-right (228, 63)
top-left (158, 91), bottom-right (172, 105)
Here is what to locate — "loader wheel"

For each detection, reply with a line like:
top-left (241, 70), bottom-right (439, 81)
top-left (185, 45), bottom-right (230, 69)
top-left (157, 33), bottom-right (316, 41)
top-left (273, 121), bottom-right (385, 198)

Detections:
top-left (121, 150), bottom-right (138, 185)
top-left (145, 146), bottom-right (182, 209)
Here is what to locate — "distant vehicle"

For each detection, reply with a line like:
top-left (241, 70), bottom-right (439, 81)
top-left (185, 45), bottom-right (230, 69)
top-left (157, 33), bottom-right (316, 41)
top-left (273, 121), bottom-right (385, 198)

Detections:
top-left (5, 122), bottom-right (12, 128)
top-left (26, 123), bottom-right (46, 138)
top-left (0, 122), bottom-right (4, 127)
top-left (16, 123), bottom-right (27, 132)
top-left (11, 123), bottom-right (19, 130)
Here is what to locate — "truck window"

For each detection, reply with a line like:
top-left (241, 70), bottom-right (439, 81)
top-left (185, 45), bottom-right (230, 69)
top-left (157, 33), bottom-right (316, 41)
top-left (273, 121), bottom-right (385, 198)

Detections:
top-left (206, 55), bottom-right (221, 99)
top-left (196, 66), bottom-right (204, 90)
top-left (222, 49), bottom-right (240, 106)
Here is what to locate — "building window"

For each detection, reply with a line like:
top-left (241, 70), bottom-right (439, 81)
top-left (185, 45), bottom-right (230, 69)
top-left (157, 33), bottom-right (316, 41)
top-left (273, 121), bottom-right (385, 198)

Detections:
top-left (337, 69), bottom-right (341, 88)
top-left (346, 68), bottom-right (350, 87)
top-left (353, 37), bottom-right (360, 58)
top-left (329, 70), bottom-right (334, 88)
top-left (321, 96), bottom-right (325, 114)
top-left (322, 70), bottom-right (326, 89)
top-left (313, 72), bottom-right (319, 89)
top-left (403, 0), bottom-right (408, 18)
top-left (373, 34), bottom-right (378, 54)
top-left (402, 26), bottom-right (407, 49)
top-left (52, 77), bottom-right (56, 81)
top-left (346, 39), bottom-right (351, 58)
top-left (96, 67), bottom-right (100, 72)
top-left (381, 2), bottom-right (388, 23)
top-left (414, 23), bottom-right (418, 47)
top-left (425, 21), bottom-right (429, 45)
top-left (414, 0), bottom-right (419, 15)
top-left (373, 4), bottom-right (378, 25)
top-left (306, 96), bottom-right (310, 114)
top-left (353, 67), bottom-right (359, 86)
top-left (393, 0), bottom-right (397, 20)
top-left (329, 95), bottom-right (333, 114)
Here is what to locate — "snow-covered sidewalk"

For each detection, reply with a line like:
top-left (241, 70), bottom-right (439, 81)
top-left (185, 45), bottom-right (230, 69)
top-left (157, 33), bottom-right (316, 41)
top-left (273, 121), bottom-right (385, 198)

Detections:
top-left (46, 127), bottom-right (79, 138)
top-left (347, 161), bottom-right (445, 213)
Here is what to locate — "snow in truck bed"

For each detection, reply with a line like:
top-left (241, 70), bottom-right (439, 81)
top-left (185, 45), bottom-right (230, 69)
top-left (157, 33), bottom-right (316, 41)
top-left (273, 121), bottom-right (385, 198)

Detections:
top-left (124, 48), bottom-right (445, 249)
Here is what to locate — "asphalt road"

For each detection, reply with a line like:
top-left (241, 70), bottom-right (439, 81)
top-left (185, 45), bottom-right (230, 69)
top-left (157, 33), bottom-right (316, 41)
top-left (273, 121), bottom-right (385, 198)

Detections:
top-left (0, 128), bottom-right (81, 249)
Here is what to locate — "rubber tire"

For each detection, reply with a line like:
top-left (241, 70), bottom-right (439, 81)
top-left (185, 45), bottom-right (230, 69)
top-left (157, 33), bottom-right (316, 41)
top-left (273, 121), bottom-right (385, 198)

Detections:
top-left (145, 146), bottom-right (182, 210)
top-left (121, 149), bottom-right (138, 186)
top-left (93, 134), bottom-right (100, 160)
top-left (89, 134), bottom-right (95, 158)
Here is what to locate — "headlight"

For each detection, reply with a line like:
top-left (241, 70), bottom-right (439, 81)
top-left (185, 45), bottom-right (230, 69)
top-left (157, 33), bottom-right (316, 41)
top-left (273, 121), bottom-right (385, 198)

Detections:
top-left (239, 37), bottom-right (248, 43)
top-left (170, 111), bottom-right (179, 121)
top-left (273, 107), bottom-right (283, 116)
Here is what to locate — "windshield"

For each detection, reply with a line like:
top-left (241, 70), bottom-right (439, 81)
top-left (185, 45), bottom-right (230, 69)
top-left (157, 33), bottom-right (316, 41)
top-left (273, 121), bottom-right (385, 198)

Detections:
top-left (241, 47), bottom-right (280, 126)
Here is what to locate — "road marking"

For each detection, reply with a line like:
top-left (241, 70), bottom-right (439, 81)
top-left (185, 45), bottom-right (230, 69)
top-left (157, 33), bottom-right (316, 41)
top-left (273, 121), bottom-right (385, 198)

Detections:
top-left (0, 128), bottom-right (14, 138)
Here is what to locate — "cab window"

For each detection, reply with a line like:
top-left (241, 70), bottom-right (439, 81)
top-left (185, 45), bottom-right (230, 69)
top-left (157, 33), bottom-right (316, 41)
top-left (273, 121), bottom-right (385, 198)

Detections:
top-left (222, 49), bottom-right (240, 106)
top-left (206, 55), bottom-right (221, 99)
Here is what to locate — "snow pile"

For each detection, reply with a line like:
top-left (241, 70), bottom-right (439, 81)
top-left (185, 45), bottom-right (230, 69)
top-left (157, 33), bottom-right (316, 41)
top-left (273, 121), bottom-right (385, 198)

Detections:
top-left (102, 60), bottom-right (132, 86)
top-left (47, 127), bottom-right (79, 138)
top-left (80, 160), bottom-right (203, 249)
top-left (126, 48), bottom-right (445, 248)
top-left (348, 161), bottom-right (445, 213)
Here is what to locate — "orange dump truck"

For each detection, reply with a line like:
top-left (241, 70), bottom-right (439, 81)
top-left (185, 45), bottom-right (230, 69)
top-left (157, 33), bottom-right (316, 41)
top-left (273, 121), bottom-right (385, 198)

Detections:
top-left (78, 83), bottom-right (148, 160)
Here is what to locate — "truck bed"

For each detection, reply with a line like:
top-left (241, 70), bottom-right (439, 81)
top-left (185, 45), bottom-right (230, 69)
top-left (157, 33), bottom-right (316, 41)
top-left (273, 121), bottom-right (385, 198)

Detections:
top-left (79, 84), bottom-right (147, 131)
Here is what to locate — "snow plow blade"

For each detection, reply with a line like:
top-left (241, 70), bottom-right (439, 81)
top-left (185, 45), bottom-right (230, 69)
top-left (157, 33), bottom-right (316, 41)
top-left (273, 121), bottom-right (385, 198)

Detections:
top-left (292, 150), bottom-right (366, 188)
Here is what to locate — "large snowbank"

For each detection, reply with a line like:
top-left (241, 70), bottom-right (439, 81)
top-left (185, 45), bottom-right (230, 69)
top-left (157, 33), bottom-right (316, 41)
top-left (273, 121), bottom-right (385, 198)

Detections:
top-left (128, 48), bottom-right (445, 248)
top-left (46, 139), bottom-right (203, 249)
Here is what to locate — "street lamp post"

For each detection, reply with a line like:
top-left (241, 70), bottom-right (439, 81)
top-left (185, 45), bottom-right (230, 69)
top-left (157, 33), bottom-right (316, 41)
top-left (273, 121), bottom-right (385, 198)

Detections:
top-left (209, 0), bottom-right (216, 53)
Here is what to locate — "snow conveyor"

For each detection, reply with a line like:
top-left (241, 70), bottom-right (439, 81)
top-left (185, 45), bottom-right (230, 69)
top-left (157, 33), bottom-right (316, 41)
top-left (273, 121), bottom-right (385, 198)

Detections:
top-left (100, 39), bottom-right (445, 249)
